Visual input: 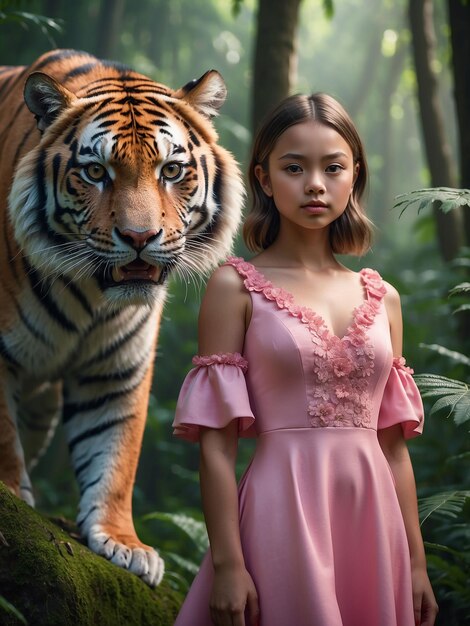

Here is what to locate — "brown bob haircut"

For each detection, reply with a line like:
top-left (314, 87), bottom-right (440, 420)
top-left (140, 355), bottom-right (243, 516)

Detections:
top-left (243, 92), bottom-right (373, 255)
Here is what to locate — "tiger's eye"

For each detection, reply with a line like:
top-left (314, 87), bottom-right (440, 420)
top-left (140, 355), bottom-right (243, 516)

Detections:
top-left (161, 162), bottom-right (182, 180)
top-left (85, 163), bottom-right (106, 182)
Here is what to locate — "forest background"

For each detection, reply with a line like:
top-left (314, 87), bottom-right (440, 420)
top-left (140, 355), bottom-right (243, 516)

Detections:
top-left (1, 0), bottom-right (469, 624)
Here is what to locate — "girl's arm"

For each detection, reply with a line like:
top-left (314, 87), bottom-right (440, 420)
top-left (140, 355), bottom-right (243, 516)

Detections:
top-left (380, 285), bottom-right (438, 626)
top-left (197, 266), bottom-right (259, 626)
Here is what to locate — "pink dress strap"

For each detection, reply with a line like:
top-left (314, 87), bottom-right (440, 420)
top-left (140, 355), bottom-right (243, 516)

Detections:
top-left (359, 268), bottom-right (387, 301)
top-left (172, 352), bottom-right (255, 442)
top-left (378, 357), bottom-right (424, 438)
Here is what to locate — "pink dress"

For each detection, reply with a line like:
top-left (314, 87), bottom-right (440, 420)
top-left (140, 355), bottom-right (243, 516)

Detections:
top-left (172, 257), bottom-right (424, 626)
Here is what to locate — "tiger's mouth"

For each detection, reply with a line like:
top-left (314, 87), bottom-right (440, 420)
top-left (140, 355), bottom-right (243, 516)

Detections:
top-left (107, 260), bottom-right (169, 286)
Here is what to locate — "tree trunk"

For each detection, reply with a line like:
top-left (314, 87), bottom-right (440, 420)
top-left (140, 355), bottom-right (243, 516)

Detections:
top-left (447, 0), bottom-right (470, 245)
top-left (0, 482), bottom-right (181, 625)
top-left (95, 0), bottom-right (126, 60)
top-left (378, 40), bottom-right (407, 214)
top-left (408, 0), bottom-right (463, 261)
top-left (251, 0), bottom-right (303, 132)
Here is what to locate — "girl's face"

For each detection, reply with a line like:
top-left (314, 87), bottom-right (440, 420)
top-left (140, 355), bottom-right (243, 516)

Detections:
top-left (255, 121), bottom-right (358, 233)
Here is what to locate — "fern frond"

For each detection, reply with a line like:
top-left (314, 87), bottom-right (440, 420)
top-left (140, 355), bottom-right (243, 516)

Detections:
top-left (143, 512), bottom-right (209, 554)
top-left (164, 551), bottom-right (200, 576)
top-left (414, 375), bottom-right (470, 425)
top-left (449, 282), bottom-right (470, 297)
top-left (414, 374), bottom-right (468, 392)
top-left (419, 491), bottom-right (470, 526)
top-left (393, 187), bottom-right (470, 217)
top-left (419, 343), bottom-right (470, 367)
top-left (453, 304), bottom-right (470, 315)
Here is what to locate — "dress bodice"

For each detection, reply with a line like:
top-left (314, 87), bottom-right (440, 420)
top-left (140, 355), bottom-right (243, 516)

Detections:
top-left (173, 258), bottom-right (423, 442)
top-left (229, 257), bottom-right (393, 434)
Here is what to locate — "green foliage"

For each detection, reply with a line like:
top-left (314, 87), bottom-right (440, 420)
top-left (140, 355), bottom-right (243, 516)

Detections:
top-left (144, 512), bottom-right (209, 554)
top-left (426, 547), bottom-right (470, 619)
top-left (419, 491), bottom-right (470, 525)
top-left (419, 344), bottom-right (470, 368)
top-left (415, 374), bottom-right (470, 425)
top-left (393, 187), bottom-right (470, 217)
top-left (0, 596), bottom-right (27, 625)
top-left (0, 0), bottom-right (62, 46)
top-left (449, 282), bottom-right (470, 296)
top-left (397, 187), bottom-right (470, 622)
top-left (142, 512), bottom-right (209, 592)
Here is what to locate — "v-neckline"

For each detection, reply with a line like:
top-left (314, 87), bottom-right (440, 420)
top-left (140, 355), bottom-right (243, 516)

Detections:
top-left (237, 259), bottom-right (372, 342)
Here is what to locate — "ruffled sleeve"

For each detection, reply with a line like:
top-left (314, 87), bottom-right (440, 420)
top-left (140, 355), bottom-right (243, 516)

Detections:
top-left (378, 357), bottom-right (424, 439)
top-left (172, 352), bottom-right (256, 442)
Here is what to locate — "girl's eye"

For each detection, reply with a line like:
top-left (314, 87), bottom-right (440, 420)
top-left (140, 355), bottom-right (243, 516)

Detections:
top-left (162, 162), bottom-right (183, 180)
top-left (286, 164), bottom-right (302, 174)
top-left (84, 163), bottom-right (107, 182)
top-left (326, 164), bottom-right (343, 173)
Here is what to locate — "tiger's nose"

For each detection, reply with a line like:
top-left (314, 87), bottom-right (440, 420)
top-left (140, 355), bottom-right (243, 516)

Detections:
top-left (116, 228), bottom-right (162, 250)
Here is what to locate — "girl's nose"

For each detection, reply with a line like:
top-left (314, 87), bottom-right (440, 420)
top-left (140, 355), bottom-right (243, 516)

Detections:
top-left (305, 174), bottom-right (326, 194)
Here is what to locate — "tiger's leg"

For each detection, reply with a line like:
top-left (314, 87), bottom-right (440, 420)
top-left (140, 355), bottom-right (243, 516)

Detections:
top-left (0, 366), bottom-right (34, 505)
top-left (63, 309), bottom-right (164, 587)
top-left (17, 381), bottom-right (63, 472)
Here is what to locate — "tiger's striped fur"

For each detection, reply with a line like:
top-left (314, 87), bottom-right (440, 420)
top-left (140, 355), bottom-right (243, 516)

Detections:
top-left (0, 49), bottom-right (243, 586)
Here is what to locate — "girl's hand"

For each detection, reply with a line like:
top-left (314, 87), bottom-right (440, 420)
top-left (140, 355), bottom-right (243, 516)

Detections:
top-left (210, 564), bottom-right (260, 626)
top-left (412, 566), bottom-right (438, 626)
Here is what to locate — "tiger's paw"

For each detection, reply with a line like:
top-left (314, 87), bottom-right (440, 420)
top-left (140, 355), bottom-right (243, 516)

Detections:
top-left (87, 526), bottom-right (165, 587)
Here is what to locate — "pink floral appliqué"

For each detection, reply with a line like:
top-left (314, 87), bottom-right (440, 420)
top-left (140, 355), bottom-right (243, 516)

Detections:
top-left (226, 257), bottom-right (387, 429)
top-left (392, 356), bottom-right (414, 375)
top-left (192, 352), bottom-right (248, 373)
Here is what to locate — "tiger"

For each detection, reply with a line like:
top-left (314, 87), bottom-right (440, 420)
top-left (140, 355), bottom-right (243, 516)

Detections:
top-left (0, 49), bottom-right (243, 587)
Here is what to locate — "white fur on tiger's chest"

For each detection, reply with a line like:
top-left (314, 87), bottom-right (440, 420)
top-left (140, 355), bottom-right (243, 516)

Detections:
top-left (4, 283), bottom-right (159, 382)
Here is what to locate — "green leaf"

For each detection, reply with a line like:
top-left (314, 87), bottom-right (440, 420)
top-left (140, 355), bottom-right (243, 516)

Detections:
top-left (414, 374), bottom-right (470, 425)
top-left (414, 373), bottom-right (468, 392)
top-left (429, 394), bottom-right (466, 418)
top-left (164, 551), bottom-right (200, 576)
top-left (143, 512), bottom-right (209, 554)
top-left (0, 10), bottom-right (62, 45)
top-left (419, 343), bottom-right (470, 367)
top-left (393, 187), bottom-right (470, 217)
top-left (0, 596), bottom-right (27, 624)
top-left (453, 304), bottom-right (470, 315)
top-left (449, 283), bottom-right (470, 296)
top-left (424, 541), bottom-right (468, 559)
top-left (418, 491), bottom-right (470, 525)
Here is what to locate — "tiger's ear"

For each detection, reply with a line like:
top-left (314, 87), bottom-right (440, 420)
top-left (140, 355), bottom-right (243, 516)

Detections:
top-left (175, 70), bottom-right (227, 118)
top-left (24, 72), bottom-right (76, 132)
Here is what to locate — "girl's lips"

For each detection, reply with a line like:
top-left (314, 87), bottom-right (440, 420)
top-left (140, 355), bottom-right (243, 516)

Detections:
top-left (302, 203), bottom-right (328, 214)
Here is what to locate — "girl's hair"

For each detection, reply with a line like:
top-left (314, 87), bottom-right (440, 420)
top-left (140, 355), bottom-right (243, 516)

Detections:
top-left (243, 93), bottom-right (373, 255)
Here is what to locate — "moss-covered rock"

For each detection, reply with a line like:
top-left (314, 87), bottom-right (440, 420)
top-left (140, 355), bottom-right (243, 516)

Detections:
top-left (0, 482), bottom-right (182, 625)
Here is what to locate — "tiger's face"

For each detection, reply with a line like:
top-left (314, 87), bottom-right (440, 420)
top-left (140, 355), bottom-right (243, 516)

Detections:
top-left (10, 69), bottom-right (243, 306)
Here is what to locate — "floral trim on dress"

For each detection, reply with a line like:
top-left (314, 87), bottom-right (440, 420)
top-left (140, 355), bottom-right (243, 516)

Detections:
top-left (226, 257), bottom-right (387, 429)
top-left (192, 352), bottom-right (248, 373)
top-left (392, 356), bottom-right (414, 375)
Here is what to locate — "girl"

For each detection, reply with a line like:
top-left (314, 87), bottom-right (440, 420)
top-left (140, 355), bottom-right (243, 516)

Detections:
top-left (172, 93), bottom-right (438, 626)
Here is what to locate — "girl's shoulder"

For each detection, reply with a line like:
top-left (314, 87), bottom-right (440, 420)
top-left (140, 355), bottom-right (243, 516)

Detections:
top-left (380, 277), bottom-right (401, 306)
top-left (203, 258), bottom-right (251, 301)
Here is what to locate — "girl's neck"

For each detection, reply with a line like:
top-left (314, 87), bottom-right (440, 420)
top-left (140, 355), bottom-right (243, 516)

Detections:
top-left (258, 224), bottom-right (340, 271)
